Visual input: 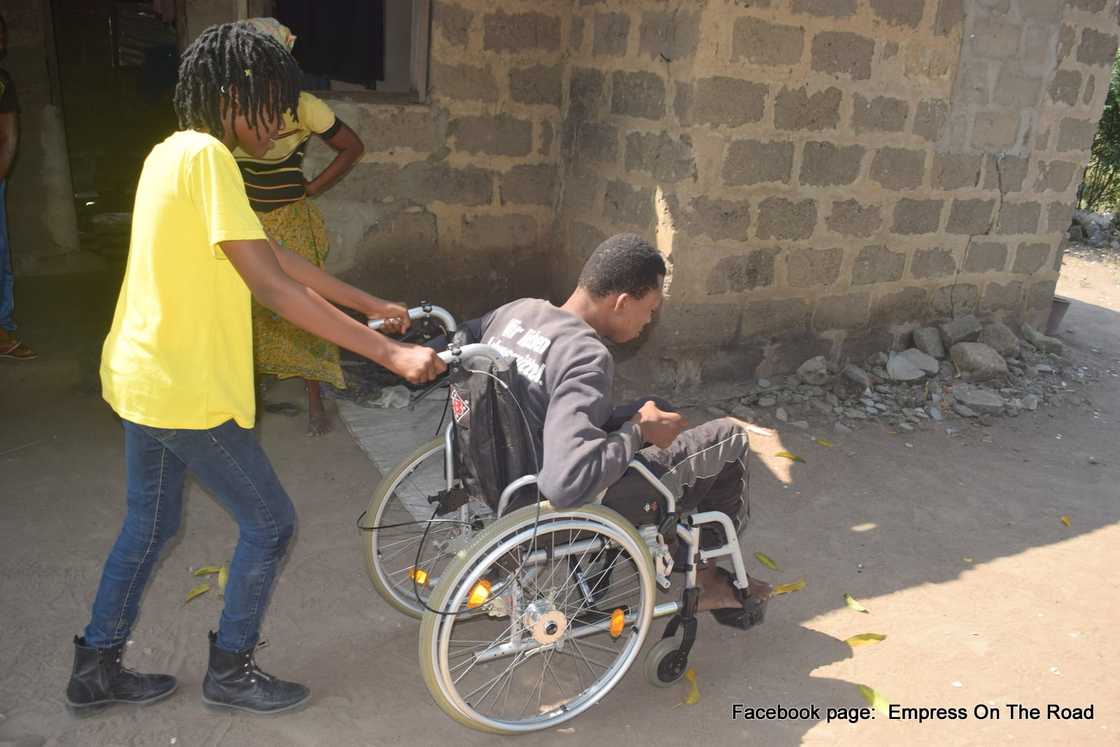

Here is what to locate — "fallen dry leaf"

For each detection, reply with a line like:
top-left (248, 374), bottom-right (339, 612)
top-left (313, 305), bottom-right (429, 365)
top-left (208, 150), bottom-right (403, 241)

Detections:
top-left (683, 669), bottom-right (700, 705)
top-left (815, 438), bottom-right (834, 448)
top-left (754, 551), bottom-right (780, 571)
top-left (1060, 515), bottom-right (1071, 527)
top-left (858, 684), bottom-right (890, 715)
top-left (845, 633), bottom-right (887, 648)
top-left (192, 566), bottom-right (221, 577)
top-left (770, 578), bottom-right (806, 597)
top-left (775, 450), bottom-right (805, 463)
top-left (844, 593), bottom-right (870, 614)
top-left (185, 583), bottom-right (210, 603)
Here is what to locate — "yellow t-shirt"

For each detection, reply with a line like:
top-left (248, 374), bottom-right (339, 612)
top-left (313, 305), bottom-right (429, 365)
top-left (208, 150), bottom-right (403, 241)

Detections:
top-left (100, 130), bottom-right (267, 430)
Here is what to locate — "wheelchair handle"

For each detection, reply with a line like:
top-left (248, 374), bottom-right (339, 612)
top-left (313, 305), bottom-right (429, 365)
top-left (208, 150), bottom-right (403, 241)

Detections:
top-left (368, 303), bottom-right (457, 332)
top-left (437, 343), bottom-right (501, 365)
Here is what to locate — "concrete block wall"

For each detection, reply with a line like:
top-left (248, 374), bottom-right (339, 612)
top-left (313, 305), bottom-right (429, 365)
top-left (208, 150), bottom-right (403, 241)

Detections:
top-left (553, 0), bottom-right (1119, 389)
top-left (304, 0), bottom-right (570, 317)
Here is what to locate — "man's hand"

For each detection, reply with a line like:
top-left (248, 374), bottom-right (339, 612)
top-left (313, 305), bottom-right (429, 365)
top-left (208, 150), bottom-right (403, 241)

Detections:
top-left (368, 300), bottom-right (411, 336)
top-left (632, 400), bottom-right (687, 448)
top-left (387, 342), bottom-right (446, 384)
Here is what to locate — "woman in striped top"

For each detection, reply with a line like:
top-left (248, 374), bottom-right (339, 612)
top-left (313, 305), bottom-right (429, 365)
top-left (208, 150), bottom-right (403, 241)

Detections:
top-left (234, 19), bottom-right (365, 435)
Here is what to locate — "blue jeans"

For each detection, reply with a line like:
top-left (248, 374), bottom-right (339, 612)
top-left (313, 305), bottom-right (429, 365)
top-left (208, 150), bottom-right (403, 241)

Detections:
top-left (83, 419), bottom-right (297, 653)
top-left (0, 180), bottom-right (15, 332)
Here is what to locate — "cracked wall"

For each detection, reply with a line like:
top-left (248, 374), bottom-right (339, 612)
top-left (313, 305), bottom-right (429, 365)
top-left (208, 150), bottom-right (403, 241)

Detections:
top-left (553, 0), bottom-right (1119, 389)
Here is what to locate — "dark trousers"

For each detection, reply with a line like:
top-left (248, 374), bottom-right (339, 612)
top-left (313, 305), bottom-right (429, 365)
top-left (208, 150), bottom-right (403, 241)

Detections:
top-left (602, 417), bottom-right (750, 556)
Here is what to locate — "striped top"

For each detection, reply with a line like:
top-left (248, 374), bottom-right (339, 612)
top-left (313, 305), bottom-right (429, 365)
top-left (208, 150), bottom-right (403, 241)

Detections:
top-left (233, 92), bottom-right (341, 213)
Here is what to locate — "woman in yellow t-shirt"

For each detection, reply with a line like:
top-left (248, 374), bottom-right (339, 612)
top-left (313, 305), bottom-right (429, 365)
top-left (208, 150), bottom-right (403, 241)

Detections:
top-left (235, 19), bottom-right (365, 435)
top-left (66, 22), bottom-right (444, 715)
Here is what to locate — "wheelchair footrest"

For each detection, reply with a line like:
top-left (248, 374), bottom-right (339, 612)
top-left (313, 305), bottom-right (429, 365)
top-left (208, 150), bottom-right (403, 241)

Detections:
top-left (711, 593), bottom-right (767, 630)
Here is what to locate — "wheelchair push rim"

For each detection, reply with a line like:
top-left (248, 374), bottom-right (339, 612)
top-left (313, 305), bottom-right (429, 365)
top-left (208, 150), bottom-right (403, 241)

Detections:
top-left (363, 437), bottom-right (492, 618)
top-left (419, 504), bottom-right (656, 734)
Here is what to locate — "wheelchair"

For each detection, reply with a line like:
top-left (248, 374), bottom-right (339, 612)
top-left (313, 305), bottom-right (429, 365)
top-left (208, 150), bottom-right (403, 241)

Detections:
top-left (360, 305), bottom-right (766, 734)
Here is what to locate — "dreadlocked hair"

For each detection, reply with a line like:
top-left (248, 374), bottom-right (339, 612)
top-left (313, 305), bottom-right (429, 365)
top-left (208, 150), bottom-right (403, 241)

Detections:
top-left (173, 21), bottom-right (302, 137)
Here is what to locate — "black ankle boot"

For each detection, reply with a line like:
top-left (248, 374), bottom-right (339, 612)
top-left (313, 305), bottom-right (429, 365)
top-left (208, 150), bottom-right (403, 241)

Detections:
top-left (65, 636), bottom-right (177, 708)
top-left (201, 631), bottom-right (310, 714)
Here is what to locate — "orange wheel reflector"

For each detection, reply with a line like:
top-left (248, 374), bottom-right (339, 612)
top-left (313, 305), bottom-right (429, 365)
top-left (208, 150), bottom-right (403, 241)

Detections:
top-left (467, 579), bottom-right (492, 609)
top-left (609, 608), bottom-right (625, 638)
top-left (408, 567), bottom-right (429, 586)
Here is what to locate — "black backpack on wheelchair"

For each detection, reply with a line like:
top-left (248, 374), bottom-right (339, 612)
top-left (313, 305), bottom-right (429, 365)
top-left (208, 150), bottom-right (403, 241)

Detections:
top-left (445, 329), bottom-right (541, 515)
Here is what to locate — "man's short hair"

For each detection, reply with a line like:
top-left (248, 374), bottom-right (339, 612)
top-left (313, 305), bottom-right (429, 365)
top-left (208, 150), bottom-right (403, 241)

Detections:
top-left (578, 233), bottom-right (666, 299)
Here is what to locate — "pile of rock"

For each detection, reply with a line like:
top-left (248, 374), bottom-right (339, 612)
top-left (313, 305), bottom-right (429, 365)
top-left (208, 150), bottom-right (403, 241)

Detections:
top-left (1068, 209), bottom-right (1119, 249)
top-left (725, 314), bottom-right (1084, 434)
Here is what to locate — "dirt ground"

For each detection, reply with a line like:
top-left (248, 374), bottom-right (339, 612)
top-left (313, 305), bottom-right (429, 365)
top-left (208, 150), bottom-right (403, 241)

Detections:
top-left (1, 256), bottom-right (1118, 747)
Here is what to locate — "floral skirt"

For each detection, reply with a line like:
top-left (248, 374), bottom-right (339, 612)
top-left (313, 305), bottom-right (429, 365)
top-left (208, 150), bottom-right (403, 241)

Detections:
top-left (252, 199), bottom-right (345, 388)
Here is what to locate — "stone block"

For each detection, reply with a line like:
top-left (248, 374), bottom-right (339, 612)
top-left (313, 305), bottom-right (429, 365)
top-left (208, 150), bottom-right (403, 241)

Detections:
top-left (813, 292), bottom-right (870, 331)
top-left (1022, 25), bottom-right (1055, 65)
top-left (510, 64), bottom-right (562, 107)
top-left (692, 77), bottom-right (767, 127)
top-left (914, 99), bottom-right (949, 141)
top-left (346, 162), bottom-right (401, 203)
top-left (433, 2), bottom-right (472, 47)
top-left (429, 62), bottom-right (498, 103)
top-left (398, 162), bottom-right (493, 206)
top-left (995, 202), bottom-right (1041, 234)
top-left (786, 247), bottom-right (844, 287)
top-left (1013, 241), bottom-right (1050, 274)
top-left (562, 162), bottom-right (600, 212)
top-left (575, 122), bottom-right (618, 163)
top-left (971, 111), bottom-right (1020, 150)
top-left (793, 0), bottom-right (856, 16)
top-left (774, 86), bottom-right (843, 131)
top-left (674, 81), bottom-right (693, 123)
top-left (892, 199), bottom-right (943, 234)
top-left (1022, 318), bottom-right (1063, 352)
top-left (983, 154), bottom-right (1029, 192)
top-left (811, 31), bottom-right (875, 80)
top-left (568, 221), bottom-right (608, 258)
top-left (1057, 118), bottom-right (1097, 152)
top-left (611, 71), bottom-right (667, 120)
top-left (963, 240), bottom-right (1007, 272)
top-left (870, 147), bottom-right (925, 190)
top-left (888, 348), bottom-right (940, 380)
top-left (827, 200), bottom-right (882, 237)
top-left (742, 298), bottom-right (812, 338)
top-left (1069, 0), bottom-right (1108, 10)
top-left (1019, 0), bottom-right (1062, 20)
top-left (935, 0), bottom-right (964, 35)
top-left (872, 287), bottom-right (930, 325)
top-left (451, 114), bottom-right (533, 157)
top-left (639, 9), bottom-right (700, 61)
top-left (1034, 161), bottom-right (1078, 192)
top-left (756, 198), bottom-right (817, 240)
top-left (1047, 202), bottom-right (1074, 233)
top-left (1084, 74), bottom-right (1097, 105)
top-left (1077, 28), bottom-right (1119, 67)
top-left (932, 153), bottom-right (981, 189)
top-left (932, 284), bottom-right (980, 317)
top-left (500, 164), bottom-right (557, 206)
top-left (707, 250), bottom-right (779, 294)
top-left (1058, 24), bottom-right (1077, 61)
top-left (593, 12), bottom-right (630, 57)
top-left (911, 247), bottom-right (957, 279)
top-left (981, 280), bottom-right (1023, 312)
top-left (732, 18), bottom-right (805, 66)
top-left (359, 108), bottom-right (435, 153)
top-left (913, 327), bottom-right (946, 359)
top-left (604, 180), bottom-right (655, 228)
top-left (461, 213), bottom-right (537, 251)
top-left (483, 11), bottom-right (562, 52)
top-left (680, 197), bottom-right (751, 241)
top-left (993, 67), bottom-right (1043, 108)
top-left (723, 140), bottom-right (794, 186)
top-left (957, 61), bottom-right (991, 106)
top-left (939, 314), bottom-right (981, 345)
top-left (569, 68), bottom-right (606, 118)
top-left (950, 343), bottom-right (1008, 380)
top-left (800, 141), bottom-right (864, 186)
top-left (979, 321), bottom-right (1020, 357)
top-left (624, 131), bottom-right (696, 182)
top-left (947, 199), bottom-right (996, 235)
top-left (570, 16), bottom-right (585, 52)
top-left (1049, 70), bottom-right (1082, 106)
top-left (1025, 279), bottom-right (1059, 314)
top-left (869, 0), bottom-right (924, 27)
top-left (852, 95), bottom-right (909, 133)
top-left (853, 245), bottom-right (905, 285)
top-left (970, 17), bottom-right (1021, 59)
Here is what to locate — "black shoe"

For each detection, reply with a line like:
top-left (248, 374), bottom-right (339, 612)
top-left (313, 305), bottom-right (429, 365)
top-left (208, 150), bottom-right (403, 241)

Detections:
top-left (201, 631), bottom-right (310, 714)
top-left (65, 636), bottom-right (178, 709)
top-left (709, 567), bottom-right (770, 631)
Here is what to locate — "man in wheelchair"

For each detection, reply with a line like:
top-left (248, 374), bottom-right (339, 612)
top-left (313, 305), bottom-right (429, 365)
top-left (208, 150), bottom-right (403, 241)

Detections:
top-left (471, 233), bottom-right (771, 627)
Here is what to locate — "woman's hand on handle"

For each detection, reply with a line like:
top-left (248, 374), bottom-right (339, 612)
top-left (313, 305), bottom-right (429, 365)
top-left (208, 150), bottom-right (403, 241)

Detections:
top-left (387, 342), bottom-right (447, 384)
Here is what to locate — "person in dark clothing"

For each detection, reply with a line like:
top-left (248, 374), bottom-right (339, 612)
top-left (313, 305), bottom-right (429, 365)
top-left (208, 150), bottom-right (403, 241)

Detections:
top-left (0, 13), bottom-right (36, 361)
top-left (478, 233), bottom-right (769, 614)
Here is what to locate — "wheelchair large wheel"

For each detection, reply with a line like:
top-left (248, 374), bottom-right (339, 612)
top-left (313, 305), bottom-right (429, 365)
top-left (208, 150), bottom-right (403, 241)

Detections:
top-left (362, 437), bottom-right (492, 618)
top-left (419, 503), bottom-right (656, 734)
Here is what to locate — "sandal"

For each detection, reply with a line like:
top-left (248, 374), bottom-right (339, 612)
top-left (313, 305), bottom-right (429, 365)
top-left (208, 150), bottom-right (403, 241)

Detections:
top-left (0, 339), bottom-right (37, 360)
top-left (709, 566), bottom-right (770, 631)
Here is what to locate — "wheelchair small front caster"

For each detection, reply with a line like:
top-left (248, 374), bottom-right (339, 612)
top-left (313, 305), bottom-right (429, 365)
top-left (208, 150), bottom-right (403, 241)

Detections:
top-left (644, 637), bottom-right (688, 687)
